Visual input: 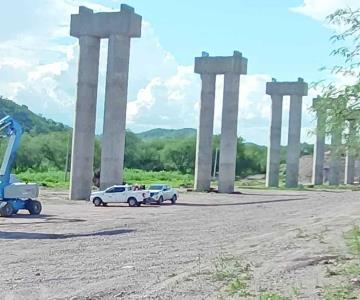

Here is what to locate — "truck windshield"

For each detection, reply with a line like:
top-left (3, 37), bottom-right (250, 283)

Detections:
top-left (149, 185), bottom-right (164, 190)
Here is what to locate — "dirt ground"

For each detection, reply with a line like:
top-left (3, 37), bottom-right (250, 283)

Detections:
top-left (0, 188), bottom-right (359, 299)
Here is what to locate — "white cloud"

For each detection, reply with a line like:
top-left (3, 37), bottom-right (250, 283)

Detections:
top-left (0, 0), bottom-right (321, 146)
top-left (291, 0), bottom-right (360, 21)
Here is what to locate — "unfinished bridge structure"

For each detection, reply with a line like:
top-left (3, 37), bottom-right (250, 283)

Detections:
top-left (69, 5), bottom-right (141, 200)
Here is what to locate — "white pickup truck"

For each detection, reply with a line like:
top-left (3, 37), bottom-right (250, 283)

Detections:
top-left (90, 185), bottom-right (150, 207)
top-left (149, 184), bottom-right (178, 204)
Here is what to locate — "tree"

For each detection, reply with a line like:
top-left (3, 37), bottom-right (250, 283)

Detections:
top-left (313, 8), bottom-right (360, 151)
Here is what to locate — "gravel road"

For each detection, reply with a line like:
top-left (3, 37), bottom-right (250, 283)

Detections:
top-left (0, 188), bottom-right (359, 299)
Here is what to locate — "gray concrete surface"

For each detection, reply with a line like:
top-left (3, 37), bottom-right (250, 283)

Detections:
top-left (286, 95), bottom-right (303, 188)
top-left (265, 78), bottom-right (308, 188)
top-left (329, 129), bottom-right (342, 185)
top-left (100, 35), bottom-right (131, 190)
top-left (70, 5), bottom-right (141, 38)
top-left (193, 51), bottom-right (247, 193)
top-left (345, 150), bottom-right (355, 184)
top-left (194, 72), bottom-right (216, 191)
top-left (345, 119), bottom-right (356, 185)
top-left (265, 94), bottom-right (283, 187)
top-left (312, 98), bottom-right (326, 185)
top-left (218, 72), bottom-right (241, 193)
top-left (69, 35), bottom-right (100, 200)
top-left (1, 188), bottom-right (358, 299)
top-left (70, 5), bottom-right (142, 194)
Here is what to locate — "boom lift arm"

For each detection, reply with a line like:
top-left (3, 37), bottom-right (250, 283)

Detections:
top-left (0, 115), bottom-right (42, 217)
top-left (0, 116), bottom-right (23, 199)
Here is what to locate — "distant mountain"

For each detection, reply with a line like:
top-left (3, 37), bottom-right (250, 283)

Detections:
top-left (137, 128), bottom-right (196, 140)
top-left (0, 97), bottom-right (68, 134)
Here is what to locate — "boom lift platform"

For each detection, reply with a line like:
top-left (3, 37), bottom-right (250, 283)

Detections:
top-left (0, 116), bottom-right (42, 217)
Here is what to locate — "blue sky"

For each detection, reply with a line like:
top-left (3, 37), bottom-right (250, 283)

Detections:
top-left (0, 0), bottom-right (359, 145)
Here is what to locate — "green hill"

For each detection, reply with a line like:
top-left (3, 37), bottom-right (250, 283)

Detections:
top-left (0, 97), bottom-right (68, 134)
top-left (136, 128), bottom-right (196, 140)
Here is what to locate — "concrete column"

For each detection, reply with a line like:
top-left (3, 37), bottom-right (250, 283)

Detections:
top-left (329, 128), bottom-right (342, 185)
top-left (218, 73), bottom-right (240, 193)
top-left (312, 106), bottom-right (326, 185)
top-left (345, 121), bottom-right (355, 184)
top-left (194, 74), bottom-right (216, 191)
top-left (345, 151), bottom-right (355, 184)
top-left (286, 95), bottom-right (303, 188)
top-left (70, 36), bottom-right (100, 200)
top-left (100, 35), bottom-right (131, 189)
top-left (266, 94), bottom-right (283, 187)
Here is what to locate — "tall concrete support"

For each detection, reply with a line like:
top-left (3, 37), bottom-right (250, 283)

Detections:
top-left (265, 78), bottom-right (308, 188)
top-left (312, 97), bottom-right (326, 185)
top-left (70, 34), bottom-right (101, 200)
top-left (345, 151), bottom-right (355, 184)
top-left (218, 72), bottom-right (241, 193)
top-left (70, 5), bottom-right (141, 199)
top-left (266, 94), bottom-right (283, 187)
top-left (329, 128), bottom-right (342, 185)
top-left (194, 72), bottom-right (217, 191)
top-left (286, 95), bottom-right (303, 188)
top-left (345, 119), bottom-right (356, 184)
top-left (100, 34), bottom-right (131, 189)
top-left (194, 51), bottom-right (247, 193)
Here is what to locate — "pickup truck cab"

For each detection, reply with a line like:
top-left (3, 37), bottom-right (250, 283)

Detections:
top-left (149, 184), bottom-right (178, 204)
top-left (90, 185), bottom-right (150, 207)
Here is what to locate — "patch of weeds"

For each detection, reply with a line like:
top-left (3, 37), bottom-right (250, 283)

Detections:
top-left (323, 285), bottom-right (355, 300)
top-left (345, 225), bottom-right (360, 258)
top-left (227, 277), bottom-right (251, 297)
top-left (291, 286), bottom-right (301, 297)
top-left (259, 291), bottom-right (286, 300)
top-left (322, 225), bottom-right (360, 299)
top-left (213, 254), bottom-right (252, 297)
top-left (343, 262), bottom-right (360, 275)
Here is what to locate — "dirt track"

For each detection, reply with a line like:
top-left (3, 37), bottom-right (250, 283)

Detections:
top-left (0, 188), bottom-right (359, 299)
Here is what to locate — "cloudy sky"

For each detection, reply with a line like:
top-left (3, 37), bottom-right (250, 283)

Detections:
top-left (0, 0), bottom-right (359, 145)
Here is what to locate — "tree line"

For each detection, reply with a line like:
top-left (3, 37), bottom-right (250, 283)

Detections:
top-left (0, 130), bottom-right (270, 178)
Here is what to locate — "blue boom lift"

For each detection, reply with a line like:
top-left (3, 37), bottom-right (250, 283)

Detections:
top-left (0, 115), bottom-right (42, 217)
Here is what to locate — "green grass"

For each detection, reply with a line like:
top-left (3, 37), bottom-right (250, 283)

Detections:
top-left (123, 169), bottom-right (193, 187)
top-left (345, 225), bottom-right (360, 257)
top-left (212, 254), bottom-right (252, 297)
top-left (259, 291), bottom-right (286, 300)
top-left (16, 170), bottom-right (69, 188)
top-left (323, 285), bottom-right (355, 300)
top-left (15, 168), bottom-right (194, 189)
top-left (322, 225), bottom-right (360, 299)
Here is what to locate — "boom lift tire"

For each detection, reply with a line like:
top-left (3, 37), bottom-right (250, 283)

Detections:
top-left (0, 202), bottom-right (13, 217)
top-left (26, 200), bottom-right (42, 215)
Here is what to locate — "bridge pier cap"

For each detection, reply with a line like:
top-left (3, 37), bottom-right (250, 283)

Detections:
top-left (194, 51), bottom-right (248, 75)
top-left (70, 4), bottom-right (142, 38)
top-left (266, 78), bottom-right (308, 96)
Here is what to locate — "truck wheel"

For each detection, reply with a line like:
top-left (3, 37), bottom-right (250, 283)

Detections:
top-left (128, 197), bottom-right (138, 207)
top-left (93, 197), bottom-right (102, 207)
top-left (157, 196), bottom-right (164, 205)
top-left (171, 195), bottom-right (177, 204)
top-left (0, 202), bottom-right (13, 217)
top-left (27, 200), bottom-right (42, 215)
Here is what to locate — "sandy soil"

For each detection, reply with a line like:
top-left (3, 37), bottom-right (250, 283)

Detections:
top-left (0, 188), bottom-right (359, 299)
